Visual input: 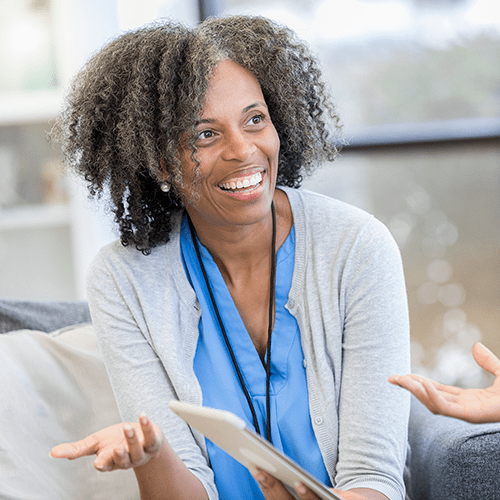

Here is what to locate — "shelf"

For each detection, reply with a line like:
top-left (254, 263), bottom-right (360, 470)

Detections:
top-left (0, 204), bottom-right (71, 231)
top-left (0, 89), bottom-right (64, 126)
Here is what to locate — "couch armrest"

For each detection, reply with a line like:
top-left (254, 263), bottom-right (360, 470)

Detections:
top-left (0, 299), bottom-right (91, 333)
top-left (408, 395), bottom-right (500, 500)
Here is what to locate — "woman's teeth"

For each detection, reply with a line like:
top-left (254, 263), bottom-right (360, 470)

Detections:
top-left (219, 172), bottom-right (262, 191)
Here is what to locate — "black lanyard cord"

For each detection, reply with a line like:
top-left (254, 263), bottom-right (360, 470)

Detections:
top-left (266, 202), bottom-right (276, 442)
top-left (187, 203), bottom-right (277, 443)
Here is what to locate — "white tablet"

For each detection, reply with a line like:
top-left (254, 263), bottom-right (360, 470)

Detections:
top-left (169, 400), bottom-right (341, 500)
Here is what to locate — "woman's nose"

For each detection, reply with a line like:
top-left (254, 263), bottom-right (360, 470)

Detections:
top-left (221, 130), bottom-right (255, 162)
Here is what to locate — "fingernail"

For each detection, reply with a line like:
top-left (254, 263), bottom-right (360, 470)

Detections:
top-left (140, 414), bottom-right (149, 426)
top-left (253, 472), bottom-right (265, 484)
top-left (295, 482), bottom-right (307, 495)
top-left (124, 425), bottom-right (134, 438)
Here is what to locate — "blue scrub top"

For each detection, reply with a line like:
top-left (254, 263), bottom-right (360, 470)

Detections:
top-left (180, 215), bottom-right (331, 499)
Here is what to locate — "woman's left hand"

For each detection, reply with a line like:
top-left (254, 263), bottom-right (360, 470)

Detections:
top-left (253, 470), bottom-right (323, 500)
top-left (253, 470), bottom-right (385, 500)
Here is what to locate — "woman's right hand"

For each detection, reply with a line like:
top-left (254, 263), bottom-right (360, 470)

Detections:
top-left (50, 414), bottom-right (164, 472)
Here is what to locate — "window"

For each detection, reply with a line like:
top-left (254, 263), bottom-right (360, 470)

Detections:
top-left (207, 0), bottom-right (500, 385)
top-left (0, 0), bottom-right (58, 93)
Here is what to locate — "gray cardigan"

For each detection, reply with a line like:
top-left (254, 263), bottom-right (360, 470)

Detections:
top-left (87, 187), bottom-right (411, 500)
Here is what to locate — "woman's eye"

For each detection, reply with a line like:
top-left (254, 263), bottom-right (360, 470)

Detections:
top-left (247, 114), bottom-right (264, 126)
top-left (198, 130), bottom-right (214, 140)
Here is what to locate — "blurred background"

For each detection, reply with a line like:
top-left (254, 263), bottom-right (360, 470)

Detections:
top-left (0, 0), bottom-right (499, 387)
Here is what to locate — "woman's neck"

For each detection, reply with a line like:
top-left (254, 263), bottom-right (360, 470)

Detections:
top-left (187, 190), bottom-right (292, 288)
top-left (189, 209), bottom-right (273, 288)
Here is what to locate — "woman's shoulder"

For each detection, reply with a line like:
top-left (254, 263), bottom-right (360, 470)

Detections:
top-left (284, 185), bottom-right (369, 213)
top-left (282, 187), bottom-right (398, 255)
top-left (282, 186), bottom-right (375, 231)
top-left (91, 237), bottom-right (167, 270)
top-left (87, 216), bottom-right (183, 285)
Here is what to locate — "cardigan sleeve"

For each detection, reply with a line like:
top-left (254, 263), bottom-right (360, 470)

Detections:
top-left (335, 217), bottom-right (411, 500)
top-left (86, 243), bottom-right (218, 500)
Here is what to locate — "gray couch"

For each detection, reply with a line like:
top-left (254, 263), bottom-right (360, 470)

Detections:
top-left (1, 299), bottom-right (500, 500)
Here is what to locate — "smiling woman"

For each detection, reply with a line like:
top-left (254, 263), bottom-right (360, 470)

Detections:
top-left (49, 14), bottom-right (410, 500)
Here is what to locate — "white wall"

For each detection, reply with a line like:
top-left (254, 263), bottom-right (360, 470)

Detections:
top-left (52, 0), bottom-right (199, 299)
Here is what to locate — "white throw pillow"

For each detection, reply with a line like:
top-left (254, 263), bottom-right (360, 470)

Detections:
top-left (0, 323), bottom-right (140, 500)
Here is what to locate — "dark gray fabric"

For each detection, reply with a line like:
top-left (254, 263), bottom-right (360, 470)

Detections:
top-left (0, 299), bottom-right (91, 334)
top-left (408, 395), bottom-right (500, 500)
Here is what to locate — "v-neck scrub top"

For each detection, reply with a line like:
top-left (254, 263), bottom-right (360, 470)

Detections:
top-left (180, 216), bottom-right (331, 499)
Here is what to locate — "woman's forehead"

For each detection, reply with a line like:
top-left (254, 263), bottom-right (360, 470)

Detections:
top-left (199, 60), bottom-right (265, 118)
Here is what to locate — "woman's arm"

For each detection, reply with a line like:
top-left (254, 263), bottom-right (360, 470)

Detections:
top-left (335, 218), bottom-right (410, 499)
top-left (51, 415), bottom-right (208, 500)
top-left (132, 422), bottom-right (208, 500)
top-left (82, 245), bottom-right (216, 498)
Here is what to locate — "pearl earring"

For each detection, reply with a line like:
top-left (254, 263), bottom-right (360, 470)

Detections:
top-left (160, 182), bottom-right (170, 193)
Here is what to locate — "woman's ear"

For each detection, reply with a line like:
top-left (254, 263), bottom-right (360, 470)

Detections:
top-left (159, 159), bottom-right (171, 183)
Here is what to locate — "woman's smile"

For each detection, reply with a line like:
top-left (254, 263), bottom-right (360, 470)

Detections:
top-left (217, 170), bottom-right (266, 202)
top-left (218, 170), bottom-right (263, 192)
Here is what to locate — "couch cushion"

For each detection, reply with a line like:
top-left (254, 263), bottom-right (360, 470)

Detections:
top-left (0, 299), bottom-right (91, 334)
top-left (0, 323), bottom-right (139, 500)
top-left (408, 396), bottom-right (500, 500)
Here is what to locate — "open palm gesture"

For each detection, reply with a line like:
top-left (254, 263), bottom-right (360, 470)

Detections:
top-left (389, 343), bottom-right (500, 423)
top-left (50, 414), bottom-right (164, 471)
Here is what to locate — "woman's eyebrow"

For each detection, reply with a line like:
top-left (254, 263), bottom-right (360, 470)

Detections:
top-left (243, 101), bottom-right (267, 113)
top-left (195, 101), bottom-right (268, 126)
top-left (196, 118), bottom-right (215, 125)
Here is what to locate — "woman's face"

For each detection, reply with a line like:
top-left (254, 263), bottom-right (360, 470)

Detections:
top-left (177, 59), bottom-right (280, 230)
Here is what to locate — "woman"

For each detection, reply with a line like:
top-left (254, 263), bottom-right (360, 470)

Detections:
top-left (50, 15), bottom-right (410, 500)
